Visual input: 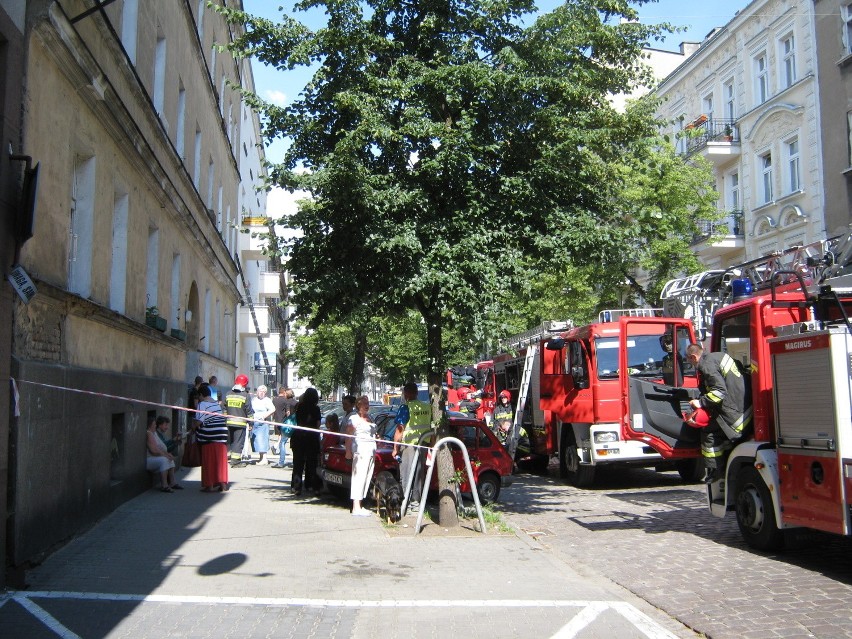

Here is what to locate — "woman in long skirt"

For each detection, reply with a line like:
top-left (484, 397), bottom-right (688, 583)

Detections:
top-left (195, 384), bottom-right (229, 492)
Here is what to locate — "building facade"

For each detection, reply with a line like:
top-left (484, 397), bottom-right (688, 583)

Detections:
top-left (655, 0), bottom-right (825, 269)
top-left (0, 0), bottom-right (27, 587)
top-left (813, 0), bottom-right (852, 235)
top-left (6, 0), bottom-right (262, 577)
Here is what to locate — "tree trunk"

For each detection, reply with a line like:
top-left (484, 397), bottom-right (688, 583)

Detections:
top-left (349, 325), bottom-right (367, 394)
top-left (423, 308), bottom-right (459, 527)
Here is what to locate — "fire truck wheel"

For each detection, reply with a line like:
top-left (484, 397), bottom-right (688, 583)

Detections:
top-left (735, 466), bottom-right (786, 551)
top-left (675, 458), bottom-right (704, 483)
top-left (476, 472), bottom-right (501, 504)
top-left (560, 427), bottom-right (595, 488)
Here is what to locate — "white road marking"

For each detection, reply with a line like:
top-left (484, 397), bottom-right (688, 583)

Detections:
top-left (11, 591), bottom-right (680, 637)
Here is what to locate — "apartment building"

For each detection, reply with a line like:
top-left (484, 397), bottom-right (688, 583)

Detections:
top-left (6, 0), bottom-right (263, 575)
top-left (0, 0), bottom-right (26, 588)
top-left (813, 0), bottom-right (852, 235)
top-left (654, 0), bottom-right (825, 270)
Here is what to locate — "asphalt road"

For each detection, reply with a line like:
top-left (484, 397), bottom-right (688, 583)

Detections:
top-left (501, 465), bottom-right (852, 639)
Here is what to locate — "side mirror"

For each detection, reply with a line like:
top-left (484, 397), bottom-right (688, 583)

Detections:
top-left (546, 338), bottom-right (565, 350)
top-left (571, 366), bottom-right (589, 389)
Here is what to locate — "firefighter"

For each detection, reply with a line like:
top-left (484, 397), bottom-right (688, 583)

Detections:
top-left (659, 332), bottom-right (683, 386)
top-left (491, 390), bottom-right (513, 445)
top-left (225, 374), bottom-right (252, 464)
top-left (458, 389), bottom-right (481, 416)
top-left (685, 343), bottom-right (753, 481)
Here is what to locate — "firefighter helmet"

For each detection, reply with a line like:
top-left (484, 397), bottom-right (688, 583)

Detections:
top-left (499, 390), bottom-right (511, 401)
top-left (234, 374), bottom-right (249, 388)
top-left (684, 408), bottom-right (710, 428)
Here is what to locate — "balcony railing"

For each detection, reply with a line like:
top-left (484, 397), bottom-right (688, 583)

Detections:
top-left (682, 118), bottom-right (739, 156)
top-left (692, 210), bottom-right (744, 244)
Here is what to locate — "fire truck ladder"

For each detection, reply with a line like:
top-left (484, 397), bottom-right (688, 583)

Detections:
top-left (507, 344), bottom-right (538, 459)
top-left (660, 237), bottom-right (841, 341)
top-left (234, 254), bottom-right (270, 373)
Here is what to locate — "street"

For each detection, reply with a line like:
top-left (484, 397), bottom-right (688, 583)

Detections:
top-left (503, 466), bottom-right (852, 639)
top-left (2, 460), bottom-right (852, 638)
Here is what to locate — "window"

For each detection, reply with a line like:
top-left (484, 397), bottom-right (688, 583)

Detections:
top-left (724, 79), bottom-right (735, 120)
top-left (728, 171), bottom-right (740, 211)
top-left (759, 152), bottom-right (773, 204)
top-left (703, 94), bottom-right (714, 122)
top-left (69, 155), bottom-right (96, 298)
top-left (843, 4), bottom-right (852, 55)
top-left (786, 138), bottom-right (800, 193)
top-left (755, 52), bottom-right (768, 105)
top-left (717, 311), bottom-right (751, 371)
top-left (121, 0), bottom-right (139, 63)
top-left (170, 254), bottom-right (181, 331)
top-left (153, 34), bottom-right (166, 115)
top-left (204, 289), bottom-right (211, 353)
top-left (780, 34), bottom-right (796, 88)
top-left (109, 191), bottom-right (129, 313)
top-left (146, 227), bottom-right (160, 311)
top-left (176, 84), bottom-right (186, 158)
top-left (197, 0), bottom-right (205, 39)
top-left (847, 111), bottom-right (852, 166)
top-left (206, 159), bottom-right (214, 208)
top-left (193, 128), bottom-right (201, 188)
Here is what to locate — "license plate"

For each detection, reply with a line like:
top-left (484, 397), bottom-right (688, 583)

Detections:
top-left (325, 471), bottom-right (344, 486)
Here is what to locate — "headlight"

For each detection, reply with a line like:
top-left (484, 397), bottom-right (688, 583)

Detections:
top-left (594, 431), bottom-right (619, 443)
top-left (322, 453), bottom-right (329, 462)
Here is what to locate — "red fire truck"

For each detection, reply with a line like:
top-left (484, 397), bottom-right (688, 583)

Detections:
top-left (654, 235), bottom-right (852, 549)
top-left (482, 315), bottom-right (705, 484)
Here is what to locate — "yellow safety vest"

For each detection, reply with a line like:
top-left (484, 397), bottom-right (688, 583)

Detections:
top-left (402, 399), bottom-right (432, 445)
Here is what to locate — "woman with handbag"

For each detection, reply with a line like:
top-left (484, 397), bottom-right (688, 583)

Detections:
top-left (195, 384), bottom-right (230, 492)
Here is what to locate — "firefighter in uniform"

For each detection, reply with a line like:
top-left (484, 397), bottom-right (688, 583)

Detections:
top-left (685, 343), bottom-right (753, 481)
top-left (225, 374), bottom-right (252, 464)
top-left (491, 390), bottom-right (514, 445)
top-left (392, 382), bottom-right (432, 508)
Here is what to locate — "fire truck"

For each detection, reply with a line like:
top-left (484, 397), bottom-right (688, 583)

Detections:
top-left (481, 315), bottom-right (705, 484)
top-left (655, 233), bottom-right (852, 550)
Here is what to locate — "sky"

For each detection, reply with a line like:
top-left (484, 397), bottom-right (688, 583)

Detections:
top-left (240, 0), bottom-right (750, 210)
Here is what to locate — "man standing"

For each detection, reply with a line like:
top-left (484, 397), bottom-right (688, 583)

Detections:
top-left (392, 382), bottom-right (432, 508)
top-left (208, 375), bottom-right (220, 403)
top-left (188, 376), bottom-right (204, 410)
top-left (225, 374), bottom-right (252, 464)
top-left (685, 343), bottom-right (752, 481)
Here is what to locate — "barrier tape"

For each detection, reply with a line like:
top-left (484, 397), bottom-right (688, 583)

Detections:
top-left (11, 377), bottom-right (434, 453)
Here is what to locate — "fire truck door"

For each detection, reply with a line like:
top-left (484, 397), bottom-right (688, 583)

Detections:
top-left (620, 321), bottom-right (701, 454)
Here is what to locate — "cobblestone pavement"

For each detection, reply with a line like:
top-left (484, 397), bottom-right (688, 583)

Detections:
top-left (0, 461), bottom-right (699, 639)
top-left (500, 465), bottom-right (852, 639)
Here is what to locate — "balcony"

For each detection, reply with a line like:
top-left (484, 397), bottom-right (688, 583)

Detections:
top-left (258, 270), bottom-right (281, 296)
top-left (238, 303), bottom-right (270, 336)
top-left (690, 210), bottom-right (745, 259)
top-left (682, 118), bottom-right (740, 166)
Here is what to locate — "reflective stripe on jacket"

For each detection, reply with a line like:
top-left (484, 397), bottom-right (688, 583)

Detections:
top-left (696, 352), bottom-right (752, 440)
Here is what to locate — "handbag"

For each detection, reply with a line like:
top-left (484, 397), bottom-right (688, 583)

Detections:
top-left (181, 431), bottom-right (202, 467)
top-left (281, 413), bottom-right (296, 438)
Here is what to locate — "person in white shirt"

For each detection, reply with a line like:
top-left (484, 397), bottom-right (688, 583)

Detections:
top-left (250, 385), bottom-right (276, 464)
top-left (345, 395), bottom-right (376, 517)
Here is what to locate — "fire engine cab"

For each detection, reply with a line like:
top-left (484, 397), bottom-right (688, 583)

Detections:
top-left (480, 314), bottom-right (705, 485)
top-left (657, 233), bottom-right (852, 549)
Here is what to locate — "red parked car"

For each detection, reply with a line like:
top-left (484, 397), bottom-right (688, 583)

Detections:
top-left (319, 411), bottom-right (513, 504)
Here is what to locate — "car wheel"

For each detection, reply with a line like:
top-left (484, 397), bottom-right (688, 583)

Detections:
top-left (735, 465), bottom-right (786, 551)
top-left (476, 471), bottom-right (501, 504)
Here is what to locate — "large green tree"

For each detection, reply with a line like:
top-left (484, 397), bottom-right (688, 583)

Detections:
top-left (221, 0), bottom-right (713, 524)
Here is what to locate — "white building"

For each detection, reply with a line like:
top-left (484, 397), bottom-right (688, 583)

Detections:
top-left (654, 0), bottom-right (825, 270)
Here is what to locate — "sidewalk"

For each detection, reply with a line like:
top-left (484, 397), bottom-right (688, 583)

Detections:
top-left (0, 461), bottom-right (699, 638)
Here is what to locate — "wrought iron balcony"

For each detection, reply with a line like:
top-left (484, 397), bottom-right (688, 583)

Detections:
top-left (682, 118), bottom-right (740, 157)
top-left (691, 210), bottom-right (745, 249)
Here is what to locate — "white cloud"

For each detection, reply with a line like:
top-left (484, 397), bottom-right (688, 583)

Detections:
top-left (263, 89), bottom-right (288, 107)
